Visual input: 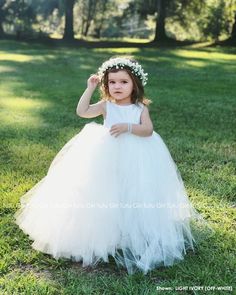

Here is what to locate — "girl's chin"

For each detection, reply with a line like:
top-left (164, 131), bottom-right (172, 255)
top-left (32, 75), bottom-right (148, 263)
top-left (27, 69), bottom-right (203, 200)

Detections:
top-left (112, 93), bottom-right (123, 97)
top-left (112, 95), bottom-right (130, 100)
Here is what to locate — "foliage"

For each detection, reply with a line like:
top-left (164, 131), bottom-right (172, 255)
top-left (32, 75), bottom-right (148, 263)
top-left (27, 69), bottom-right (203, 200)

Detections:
top-left (198, 0), bottom-right (236, 40)
top-left (73, 0), bottom-right (131, 38)
top-left (33, 0), bottom-right (63, 36)
top-left (120, 0), bottom-right (236, 41)
top-left (1, 0), bottom-right (36, 37)
top-left (0, 0), bottom-right (235, 41)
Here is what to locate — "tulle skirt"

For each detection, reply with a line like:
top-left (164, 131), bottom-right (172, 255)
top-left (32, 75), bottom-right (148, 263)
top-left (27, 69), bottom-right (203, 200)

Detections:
top-left (15, 122), bottom-right (203, 274)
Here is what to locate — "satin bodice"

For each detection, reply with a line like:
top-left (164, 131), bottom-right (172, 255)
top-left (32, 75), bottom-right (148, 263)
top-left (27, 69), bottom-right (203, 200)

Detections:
top-left (103, 101), bottom-right (144, 128)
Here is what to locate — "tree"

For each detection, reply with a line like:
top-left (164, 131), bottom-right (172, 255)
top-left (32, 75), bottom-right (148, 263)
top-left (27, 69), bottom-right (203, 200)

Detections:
top-left (222, 0), bottom-right (236, 43)
top-left (1, 0), bottom-right (36, 38)
top-left (75, 0), bottom-right (126, 38)
top-left (93, 0), bottom-right (109, 38)
top-left (152, 0), bottom-right (204, 42)
top-left (82, 0), bottom-right (97, 36)
top-left (200, 0), bottom-right (227, 41)
top-left (63, 0), bottom-right (75, 40)
top-left (32, 0), bottom-right (62, 37)
top-left (222, 9), bottom-right (236, 44)
top-left (154, 0), bottom-right (167, 41)
top-left (230, 11), bottom-right (236, 41)
top-left (0, 0), bottom-right (6, 36)
top-left (78, 0), bottom-right (109, 38)
top-left (123, 0), bottom-right (170, 41)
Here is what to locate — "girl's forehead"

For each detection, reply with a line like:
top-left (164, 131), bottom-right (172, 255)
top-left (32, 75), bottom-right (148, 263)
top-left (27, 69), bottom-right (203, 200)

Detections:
top-left (108, 70), bottom-right (131, 80)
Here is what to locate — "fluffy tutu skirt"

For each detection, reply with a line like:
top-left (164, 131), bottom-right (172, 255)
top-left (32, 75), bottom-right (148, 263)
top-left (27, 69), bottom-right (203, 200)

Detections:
top-left (15, 123), bottom-right (202, 274)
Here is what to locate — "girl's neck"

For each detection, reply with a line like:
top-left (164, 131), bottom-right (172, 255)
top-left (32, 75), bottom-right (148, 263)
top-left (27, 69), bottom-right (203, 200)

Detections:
top-left (113, 98), bottom-right (132, 106)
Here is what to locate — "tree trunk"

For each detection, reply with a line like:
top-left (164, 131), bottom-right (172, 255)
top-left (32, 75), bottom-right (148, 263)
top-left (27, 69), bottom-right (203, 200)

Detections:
top-left (94, 0), bottom-right (109, 38)
top-left (83, 16), bottom-right (91, 37)
top-left (0, 22), bottom-right (4, 37)
top-left (231, 12), bottom-right (236, 41)
top-left (63, 0), bottom-right (75, 40)
top-left (153, 0), bottom-right (167, 42)
top-left (0, 5), bottom-right (5, 37)
top-left (83, 0), bottom-right (97, 37)
top-left (224, 11), bottom-right (236, 45)
top-left (81, 18), bottom-right (85, 36)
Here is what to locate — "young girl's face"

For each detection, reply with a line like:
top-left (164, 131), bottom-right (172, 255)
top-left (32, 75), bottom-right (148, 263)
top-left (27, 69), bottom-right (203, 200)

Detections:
top-left (108, 70), bottom-right (134, 104)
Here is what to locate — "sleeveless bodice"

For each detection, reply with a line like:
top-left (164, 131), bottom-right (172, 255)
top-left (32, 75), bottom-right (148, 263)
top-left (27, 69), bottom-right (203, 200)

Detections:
top-left (103, 101), bottom-right (144, 128)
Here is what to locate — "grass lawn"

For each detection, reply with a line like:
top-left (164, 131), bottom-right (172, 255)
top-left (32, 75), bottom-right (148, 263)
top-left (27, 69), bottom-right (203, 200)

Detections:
top-left (0, 40), bottom-right (235, 294)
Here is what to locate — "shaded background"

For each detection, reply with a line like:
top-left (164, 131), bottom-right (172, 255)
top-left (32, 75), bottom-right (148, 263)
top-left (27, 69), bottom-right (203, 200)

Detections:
top-left (0, 0), bottom-right (235, 45)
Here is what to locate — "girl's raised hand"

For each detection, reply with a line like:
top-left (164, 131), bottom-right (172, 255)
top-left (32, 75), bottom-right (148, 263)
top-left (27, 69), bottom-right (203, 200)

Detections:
top-left (87, 74), bottom-right (100, 91)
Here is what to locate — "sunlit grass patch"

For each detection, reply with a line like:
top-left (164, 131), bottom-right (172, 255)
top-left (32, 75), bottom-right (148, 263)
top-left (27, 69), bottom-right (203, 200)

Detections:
top-left (185, 60), bottom-right (206, 67)
top-left (0, 52), bottom-right (52, 63)
top-left (0, 52), bottom-right (36, 62)
top-left (171, 48), bottom-right (236, 61)
top-left (0, 97), bottom-right (49, 110)
top-left (0, 97), bottom-right (51, 128)
top-left (94, 47), bottom-right (141, 55)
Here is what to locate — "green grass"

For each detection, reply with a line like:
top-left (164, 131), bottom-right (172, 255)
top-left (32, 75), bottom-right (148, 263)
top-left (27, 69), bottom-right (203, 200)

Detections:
top-left (0, 40), bottom-right (235, 294)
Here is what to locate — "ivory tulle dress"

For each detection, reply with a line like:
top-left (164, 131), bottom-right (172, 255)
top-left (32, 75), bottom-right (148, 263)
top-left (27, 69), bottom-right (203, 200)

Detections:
top-left (15, 101), bottom-right (202, 274)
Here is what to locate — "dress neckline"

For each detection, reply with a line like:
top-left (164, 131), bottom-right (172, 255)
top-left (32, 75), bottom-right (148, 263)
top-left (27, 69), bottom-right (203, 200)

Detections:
top-left (110, 101), bottom-right (133, 107)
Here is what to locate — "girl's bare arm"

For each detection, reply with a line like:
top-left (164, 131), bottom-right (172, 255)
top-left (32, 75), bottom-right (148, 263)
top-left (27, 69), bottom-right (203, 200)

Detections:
top-left (131, 106), bottom-right (153, 136)
top-left (76, 75), bottom-right (105, 118)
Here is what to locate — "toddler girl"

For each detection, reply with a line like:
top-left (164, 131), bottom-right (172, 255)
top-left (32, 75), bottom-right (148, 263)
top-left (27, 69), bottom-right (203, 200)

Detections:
top-left (15, 56), bottom-right (202, 274)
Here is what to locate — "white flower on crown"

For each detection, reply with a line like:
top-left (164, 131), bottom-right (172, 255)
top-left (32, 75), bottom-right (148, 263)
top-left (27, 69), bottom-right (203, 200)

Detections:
top-left (97, 57), bottom-right (148, 86)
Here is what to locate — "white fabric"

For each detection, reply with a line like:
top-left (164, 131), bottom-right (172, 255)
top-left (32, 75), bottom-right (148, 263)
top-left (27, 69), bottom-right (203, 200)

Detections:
top-left (15, 101), bottom-right (202, 274)
top-left (104, 101), bottom-right (143, 128)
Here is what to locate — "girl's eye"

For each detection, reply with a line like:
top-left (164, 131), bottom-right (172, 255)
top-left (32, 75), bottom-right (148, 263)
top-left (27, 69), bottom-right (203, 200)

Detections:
top-left (122, 81), bottom-right (128, 84)
top-left (109, 81), bottom-right (115, 84)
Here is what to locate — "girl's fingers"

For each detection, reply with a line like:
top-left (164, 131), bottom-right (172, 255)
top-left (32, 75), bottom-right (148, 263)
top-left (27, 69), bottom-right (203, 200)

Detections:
top-left (110, 129), bottom-right (119, 136)
top-left (110, 125), bottom-right (124, 137)
top-left (88, 74), bottom-right (99, 84)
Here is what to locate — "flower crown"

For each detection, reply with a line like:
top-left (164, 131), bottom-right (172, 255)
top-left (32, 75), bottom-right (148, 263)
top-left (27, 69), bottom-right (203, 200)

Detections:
top-left (97, 57), bottom-right (148, 86)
